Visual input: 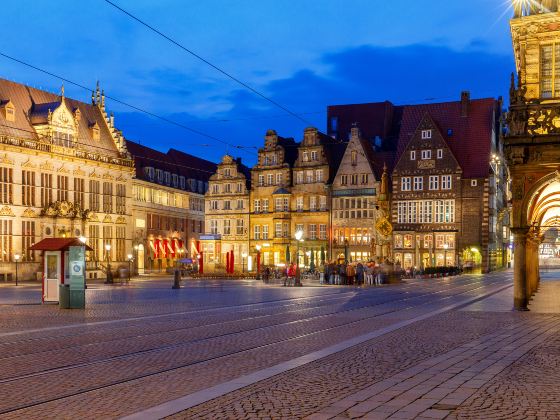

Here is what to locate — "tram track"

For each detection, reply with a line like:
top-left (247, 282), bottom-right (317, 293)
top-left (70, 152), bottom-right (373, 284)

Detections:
top-left (0, 276), bottom-right (510, 416)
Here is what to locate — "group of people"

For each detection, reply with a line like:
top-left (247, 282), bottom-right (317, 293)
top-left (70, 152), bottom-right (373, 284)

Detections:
top-left (320, 260), bottom-right (388, 286)
top-left (260, 260), bottom-right (393, 287)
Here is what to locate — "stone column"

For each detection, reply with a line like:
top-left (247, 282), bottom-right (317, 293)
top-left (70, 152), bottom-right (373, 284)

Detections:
top-left (512, 227), bottom-right (530, 311)
top-left (525, 238), bottom-right (536, 298)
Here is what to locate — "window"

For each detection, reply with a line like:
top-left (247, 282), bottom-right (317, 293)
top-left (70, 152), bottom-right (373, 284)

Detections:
top-left (22, 221), bottom-right (35, 261)
top-left (180, 176), bottom-right (186, 189)
top-left (102, 182), bottom-right (112, 213)
top-left (224, 168), bottom-right (231, 177)
top-left (283, 197), bottom-right (289, 212)
top-left (320, 224), bottom-right (327, 240)
top-left (73, 178), bottom-right (84, 207)
top-left (116, 184), bottom-right (126, 215)
top-left (211, 200), bottom-right (218, 210)
top-left (276, 173), bottom-right (282, 185)
top-left (103, 225), bottom-right (113, 260)
top-left (283, 222), bottom-right (290, 237)
top-left (88, 179), bottom-right (99, 211)
top-left (237, 182), bottom-right (242, 193)
top-left (57, 175), bottom-right (69, 202)
top-left (444, 200), bottom-right (455, 222)
top-left (296, 224), bottom-right (304, 236)
top-left (212, 184), bottom-right (219, 194)
top-left (424, 235), bottom-right (433, 249)
top-left (236, 219), bottom-right (244, 235)
top-left (351, 150), bottom-right (358, 166)
top-left (361, 174), bottom-right (369, 184)
top-left (254, 199), bottom-right (261, 213)
top-left (471, 179), bottom-right (478, 187)
top-left (437, 149), bottom-right (443, 159)
top-left (258, 175), bottom-right (265, 186)
top-left (210, 220), bottom-right (218, 235)
top-left (441, 175), bottom-right (452, 190)
top-left (341, 175), bottom-right (348, 185)
top-left (413, 177), bottom-right (423, 191)
top-left (435, 200), bottom-right (445, 223)
top-left (310, 196), bottom-right (317, 211)
top-left (262, 225), bottom-right (269, 239)
top-left (351, 174), bottom-right (358, 185)
top-left (404, 234), bottom-right (413, 248)
top-left (306, 170), bottom-right (313, 183)
top-left (0, 220), bottom-right (13, 262)
top-left (303, 151), bottom-right (309, 162)
top-left (155, 169), bottom-right (163, 183)
top-left (401, 177), bottom-right (412, 191)
top-left (315, 170), bottom-right (323, 183)
top-left (223, 220), bottom-right (231, 235)
top-left (296, 196), bottom-right (304, 211)
top-left (309, 224), bottom-right (317, 240)
top-left (115, 226), bottom-right (125, 261)
top-left (275, 222), bottom-right (282, 238)
top-left (421, 130), bottom-right (432, 139)
top-left (275, 198), bottom-right (283, 212)
top-left (172, 174), bottom-right (178, 187)
top-left (410, 151), bottom-right (416, 160)
top-left (540, 44), bottom-right (560, 98)
top-left (311, 150), bottom-right (318, 161)
top-left (224, 183), bottom-right (231, 193)
top-left (429, 176), bottom-right (439, 190)
top-left (267, 174), bottom-right (274, 185)
top-left (421, 150), bottom-right (432, 160)
top-left (22, 170), bottom-right (35, 207)
top-left (320, 196), bottom-right (327, 211)
top-left (394, 235), bottom-right (403, 248)
top-left (53, 131), bottom-right (74, 148)
top-left (237, 199), bottom-right (243, 209)
top-left (262, 199), bottom-right (269, 212)
top-left (224, 200), bottom-right (231, 210)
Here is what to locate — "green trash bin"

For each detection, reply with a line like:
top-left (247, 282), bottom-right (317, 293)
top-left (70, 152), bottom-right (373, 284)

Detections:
top-left (59, 284), bottom-right (70, 309)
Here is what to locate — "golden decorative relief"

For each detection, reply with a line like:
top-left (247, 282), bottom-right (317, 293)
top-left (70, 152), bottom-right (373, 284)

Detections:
top-left (116, 216), bottom-right (127, 224)
top-left (57, 166), bottom-right (70, 174)
top-left (417, 160), bottom-right (435, 170)
top-left (103, 214), bottom-right (113, 223)
top-left (40, 162), bottom-right (54, 171)
top-left (375, 217), bottom-right (393, 237)
top-left (102, 173), bottom-right (114, 180)
top-left (21, 159), bottom-right (37, 169)
top-left (0, 154), bottom-right (14, 166)
top-left (22, 208), bottom-right (38, 218)
top-left (89, 171), bottom-right (101, 179)
top-left (88, 213), bottom-right (99, 222)
top-left (73, 168), bottom-right (86, 176)
top-left (0, 206), bottom-right (14, 217)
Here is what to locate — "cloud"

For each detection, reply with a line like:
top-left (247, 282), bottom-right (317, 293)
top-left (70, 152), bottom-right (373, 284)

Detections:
top-left (115, 43), bottom-right (515, 165)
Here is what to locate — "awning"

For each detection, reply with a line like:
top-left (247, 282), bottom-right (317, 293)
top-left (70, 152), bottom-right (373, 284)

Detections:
top-left (154, 239), bottom-right (160, 259)
top-left (30, 238), bottom-right (93, 252)
top-left (161, 240), bottom-right (168, 258)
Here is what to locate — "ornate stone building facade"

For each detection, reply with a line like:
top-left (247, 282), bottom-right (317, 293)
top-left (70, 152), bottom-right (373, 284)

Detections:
top-left (0, 79), bottom-right (134, 279)
top-left (128, 141), bottom-right (214, 273)
top-left (203, 155), bottom-right (250, 272)
top-left (391, 93), bottom-right (507, 272)
top-left (332, 125), bottom-right (392, 263)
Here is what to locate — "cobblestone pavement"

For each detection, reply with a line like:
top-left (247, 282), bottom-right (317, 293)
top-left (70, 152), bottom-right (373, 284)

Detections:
top-left (0, 272), bottom-right (512, 419)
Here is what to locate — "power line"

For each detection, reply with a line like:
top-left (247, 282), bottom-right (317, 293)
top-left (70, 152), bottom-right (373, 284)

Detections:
top-left (103, 0), bottom-right (312, 126)
top-left (0, 51), bottom-right (257, 157)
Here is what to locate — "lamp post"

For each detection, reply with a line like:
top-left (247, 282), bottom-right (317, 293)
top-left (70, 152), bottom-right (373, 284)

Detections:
top-left (255, 245), bottom-right (261, 280)
top-left (79, 236), bottom-right (87, 289)
top-left (127, 254), bottom-right (133, 284)
top-left (242, 252), bottom-right (247, 273)
top-left (443, 243), bottom-right (449, 267)
top-left (105, 243), bottom-right (113, 284)
top-left (14, 254), bottom-right (20, 286)
top-left (295, 230), bottom-right (304, 286)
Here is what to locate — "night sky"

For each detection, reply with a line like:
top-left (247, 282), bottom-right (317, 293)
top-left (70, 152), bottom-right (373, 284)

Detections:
top-left (1, 0), bottom-right (515, 165)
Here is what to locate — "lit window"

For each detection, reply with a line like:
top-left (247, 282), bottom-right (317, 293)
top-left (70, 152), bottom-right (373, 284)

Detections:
top-left (351, 150), bottom-right (358, 166)
top-left (401, 177), bottom-right (411, 191)
top-left (471, 179), bottom-right (478, 187)
top-left (421, 130), bottom-right (432, 139)
top-left (410, 151), bottom-right (416, 161)
top-left (437, 149), bottom-right (443, 159)
top-left (421, 150), bottom-right (432, 160)
top-left (413, 176), bottom-right (423, 191)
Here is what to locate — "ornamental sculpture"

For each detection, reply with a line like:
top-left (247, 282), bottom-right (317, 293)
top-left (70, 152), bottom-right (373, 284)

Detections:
top-left (40, 201), bottom-right (90, 220)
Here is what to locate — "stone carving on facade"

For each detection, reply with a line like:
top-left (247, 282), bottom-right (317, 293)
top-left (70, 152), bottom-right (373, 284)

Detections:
top-left (116, 216), bottom-right (127, 224)
top-left (103, 214), bottom-right (113, 223)
top-left (40, 161), bottom-right (54, 171)
top-left (89, 170), bottom-right (101, 178)
top-left (88, 213), bottom-right (99, 222)
top-left (40, 201), bottom-right (90, 220)
top-left (512, 179), bottom-right (525, 201)
top-left (506, 147), bottom-right (527, 165)
top-left (0, 206), bottom-right (14, 216)
top-left (57, 166), bottom-right (70, 174)
top-left (103, 173), bottom-right (114, 180)
top-left (73, 168), bottom-right (86, 176)
top-left (22, 208), bottom-right (38, 218)
top-left (21, 159), bottom-right (37, 169)
top-left (0, 154), bottom-right (14, 166)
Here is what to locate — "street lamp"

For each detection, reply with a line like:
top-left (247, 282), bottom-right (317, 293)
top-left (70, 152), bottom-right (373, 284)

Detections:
top-left (14, 254), bottom-right (20, 286)
top-left (295, 230), bottom-right (304, 286)
top-left (255, 244), bottom-right (262, 280)
top-left (242, 252), bottom-right (248, 273)
top-left (443, 243), bottom-right (449, 267)
top-left (104, 243), bottom-right (113, 284)
top-left (127, 254), bottom-right (133, 284)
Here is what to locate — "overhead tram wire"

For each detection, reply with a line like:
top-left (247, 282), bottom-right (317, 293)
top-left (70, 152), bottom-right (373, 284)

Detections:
top-left (103, 0), bottom-right (312, 126)
top-left (0, 51), bottom-right (257, 157)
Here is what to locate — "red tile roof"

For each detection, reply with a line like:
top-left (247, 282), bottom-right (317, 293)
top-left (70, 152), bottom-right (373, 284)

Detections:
top-left (396, 98), bottom-right (500, 178)
top-left (29, 238), bottom-right (93, 251)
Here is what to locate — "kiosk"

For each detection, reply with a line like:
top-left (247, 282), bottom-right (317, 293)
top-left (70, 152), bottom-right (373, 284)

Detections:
top-left (30, 238), bottom-right (92, 305)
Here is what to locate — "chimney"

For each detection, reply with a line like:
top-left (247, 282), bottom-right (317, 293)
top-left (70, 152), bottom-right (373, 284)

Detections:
top-left (461, 91), bottom-right (470, 117)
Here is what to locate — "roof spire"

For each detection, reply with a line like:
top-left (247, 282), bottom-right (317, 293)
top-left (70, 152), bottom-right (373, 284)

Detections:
top-left (60, 83), bottom-right (65, 100)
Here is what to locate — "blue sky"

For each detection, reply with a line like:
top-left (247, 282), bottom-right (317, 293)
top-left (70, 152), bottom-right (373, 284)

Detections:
top-left (1, 0), bottom-right (516, 165)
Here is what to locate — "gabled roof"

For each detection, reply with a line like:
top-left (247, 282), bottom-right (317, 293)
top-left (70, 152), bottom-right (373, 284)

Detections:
top-left (0, 78), bottom-right (123, 158)
top-left (277, 136), bottom-right (299, 166)
top-left (167, 148), bottom-right (217, 182)
top-left (396, 98), bottom-right (499, 178)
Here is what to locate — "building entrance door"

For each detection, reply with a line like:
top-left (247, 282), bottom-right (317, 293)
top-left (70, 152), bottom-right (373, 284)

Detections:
top-left (44, 251), bottom-right (61, 302)
top-left (137, 244), bottom-right (145, 273)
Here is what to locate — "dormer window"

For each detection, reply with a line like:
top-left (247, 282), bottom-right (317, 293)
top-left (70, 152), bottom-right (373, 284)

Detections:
top-left (156, 169), bottom-right (163, 183)
top-left (421, 130), bottom-right (432, 139)
top-left (311, 150), bottom-right (318, 161)
top-left (90, 122), bottom-right (100, 141)
top-left (164, 172), bottom-right (171, 185)
top-left (179, 176), bottom-right (186, 189)
top-left (224, 168), bottom-right (231, 177)
top-left (303, 151), bottom-right (309, 162)
top-left (172, 174), bottom-right (178, 187)
top-left (1, 101), bottom-right (15, 122)
top-left (145, 167), bottom-right (155, 180)
top-left (351, 150), bottom-right (358, 166)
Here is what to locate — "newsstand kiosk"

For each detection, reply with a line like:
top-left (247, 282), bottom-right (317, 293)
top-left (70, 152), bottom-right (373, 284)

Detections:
top-left (30, 238), bottom-right (92, 308)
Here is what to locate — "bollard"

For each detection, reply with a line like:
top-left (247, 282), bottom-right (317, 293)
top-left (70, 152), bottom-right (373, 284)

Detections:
top-left (172, 269), bottom-right (181, 289)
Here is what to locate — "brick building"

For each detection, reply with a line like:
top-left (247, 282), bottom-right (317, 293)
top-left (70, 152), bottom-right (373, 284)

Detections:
top-left (391, 93), bottom-right (507, 272)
